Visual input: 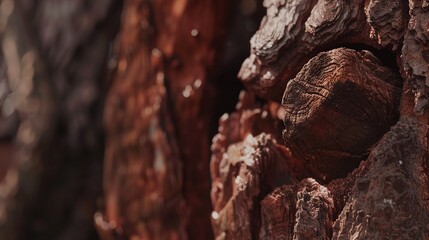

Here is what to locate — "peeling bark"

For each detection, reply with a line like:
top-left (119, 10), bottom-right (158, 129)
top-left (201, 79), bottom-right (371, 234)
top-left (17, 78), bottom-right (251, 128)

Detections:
top-left (401, 0), bottom-right (429, 114)
top-left (366, 0), bottom-right (408, 49)
top-left (259, 178), bottom-right (334, 240)
top-left (211, 133), bottom-right (294, 239)
top-left (210, 91), bottom-right (296, 239)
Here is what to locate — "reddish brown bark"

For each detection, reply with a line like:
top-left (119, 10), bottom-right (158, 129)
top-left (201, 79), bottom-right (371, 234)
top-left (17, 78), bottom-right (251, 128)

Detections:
top-left (1, 0), bottom-right (428, 239)
top-left (209, 0), bottom-right (429, 239)
top-left (282, 48), bottom-right (401, 181)
top-left (100, 0), bottom-right (231, 239)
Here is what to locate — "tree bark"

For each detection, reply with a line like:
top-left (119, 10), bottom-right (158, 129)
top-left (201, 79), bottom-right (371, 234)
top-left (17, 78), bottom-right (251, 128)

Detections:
top-left (0, 0), bottom-right (428, 240)
top-left (212, 0), bottom-right (429, 239)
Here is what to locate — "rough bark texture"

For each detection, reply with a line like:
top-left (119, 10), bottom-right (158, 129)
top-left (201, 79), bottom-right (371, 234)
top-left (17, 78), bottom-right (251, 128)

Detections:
top-left (210, 91), bottom-right (296, 239)
top-left (1, 0), bottom-right (429, 239)
top-left (282, 48), bottom-right (401, 181)
top-left (401, 0), bottom-right (429, 114)
top-left (259, 178), bottom-right (334, 240)
top-left (210, 0), bottom-right (429, 239)
top-left (237, 0), bottom-right (388, 101)
top-left (211, 133), bottom-right (293, 239)
top-left (333, 116), bottom-right (429, 239)
top-left (366, 0), bottom-right (408, 49)
top-left (259, 184), bottom-right (297, 240)
top-left (100, 1), bottom-right (186, 238)
top-left (293, 179), bottom-right (334, 240)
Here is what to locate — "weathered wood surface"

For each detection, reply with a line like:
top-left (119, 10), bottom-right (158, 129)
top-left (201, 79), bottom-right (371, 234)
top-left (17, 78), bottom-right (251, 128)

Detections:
top-left (211, 132), bottom-right (293, 239)
top-left (259, 178), bottom-right (334, 240)
top-left (210, 0), bottom-right (429, 239)
top-left (237, 0), bottom-right (409, 101)
top-left (401, 0), bottom-right (429, 114)
top-left (100, 1), bottom-right (186, 238)
top-left (333, 116), bottom-right (429, 239)
top-left (259, 184), bottom-right (297, 240)
top-left (210, 91), bottom-right (296, 239)
top-left (282, 48), bottom-right (401, 181)
top-left (0, 0), bottom-right (428, 239)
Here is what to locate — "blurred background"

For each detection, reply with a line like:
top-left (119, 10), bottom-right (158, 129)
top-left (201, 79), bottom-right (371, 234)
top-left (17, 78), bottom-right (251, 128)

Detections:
top-left (0, 0), bottom-right (264, 239)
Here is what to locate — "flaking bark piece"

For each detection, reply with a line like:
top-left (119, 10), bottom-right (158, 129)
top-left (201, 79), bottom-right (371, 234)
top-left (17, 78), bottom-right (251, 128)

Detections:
top-left (401, 0), bottom-right (429, 114)
top-left (333, 117), bottom-right (429, 239)
top-left (210, 91), bottom-right (313, 239)
top-left (210, 133), bottom-right (295, 240)
top-left (259, 184), bottom-right (298, 240)
top-left (259, 178), bottom-right (334, 240)
top-left (293, 178), bottom-right (334, 240)
top-left (366, 0), bottom-right (407, 49)
top-left (282, 48), bottom-right (401, 181)
top-left (210, 90), bottom-right (286, 183)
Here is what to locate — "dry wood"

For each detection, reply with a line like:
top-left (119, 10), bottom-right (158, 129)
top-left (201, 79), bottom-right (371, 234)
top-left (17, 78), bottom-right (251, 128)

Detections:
top-left (1, 0), bottom-right (429, 239)
top-left (259, 185), bottom-right (297, 240)
top-left (401, 0), bottom-right (429, 114)
top-left (209, 0), bottom-right (429, 238)
top-left (210, 91), bottom-right (295, 239)
top-left (259, 178), bottom-right (334, 240)
top-left (282, 48), bottom-right (401, 181)
top-left (211, 133), bottom-right (294, 239)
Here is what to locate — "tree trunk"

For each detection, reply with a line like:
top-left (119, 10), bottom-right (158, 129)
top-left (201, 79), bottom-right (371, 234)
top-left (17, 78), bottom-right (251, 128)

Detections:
top-left (0, 0), bottom-right (428, 240)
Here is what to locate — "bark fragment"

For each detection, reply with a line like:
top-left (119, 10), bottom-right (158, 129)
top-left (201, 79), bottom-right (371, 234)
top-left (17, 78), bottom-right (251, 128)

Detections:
top-left (293, 179), bottom-right (334, 240)
top-left (259, 178), bottom-right (334, 240)
top-left (282, 48), bottom-right (401, 181)
top-left (401, 0), bottom-right (429, 114)
top-left (210, 92), bottom-right (296, 239)
top-left (211, 133), bottom-right (294, 239)
top-left (326, 160), bottom-right (370, 220)
top-left (366, 0), bottom-right (408, 49)
top-left (259, 184), bottom-right (297, 240)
